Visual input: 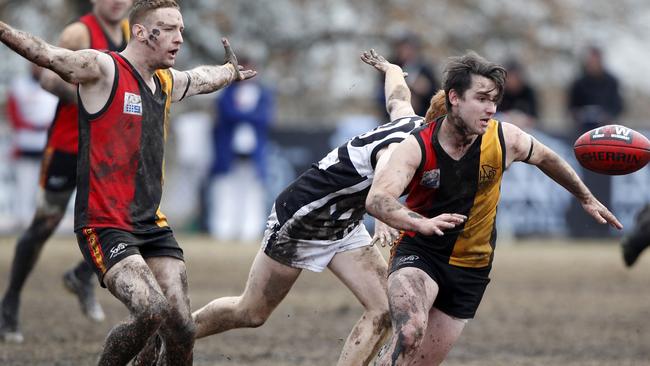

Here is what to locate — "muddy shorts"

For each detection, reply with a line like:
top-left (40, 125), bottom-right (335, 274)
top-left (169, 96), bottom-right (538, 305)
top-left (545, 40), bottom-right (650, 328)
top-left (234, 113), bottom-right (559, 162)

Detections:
top-left (262, 207), bottom-right (372, 272)
top-left (39, 148), bottom-right (77, 192)
top-left (76, 227), bottom-right (184, 287)
top-left (389, 238), bottom-right (491, 319)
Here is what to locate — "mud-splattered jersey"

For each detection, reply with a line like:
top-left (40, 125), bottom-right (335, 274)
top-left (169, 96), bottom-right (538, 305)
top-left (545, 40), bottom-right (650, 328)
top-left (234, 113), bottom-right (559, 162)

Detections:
top-left (398, 118), bottom-right (506, 268)
top-left (75, 52), bottom-right (173, 233)
top-left (273, 116), bottom-right (424, 239)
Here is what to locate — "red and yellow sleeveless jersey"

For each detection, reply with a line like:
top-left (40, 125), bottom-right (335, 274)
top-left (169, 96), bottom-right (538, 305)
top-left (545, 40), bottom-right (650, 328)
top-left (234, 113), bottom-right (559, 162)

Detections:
top-left (75, 52), bottom-right (173, 232)
top-left (400, 118), bottom-right (506, 268)
top-left (46, 13), bottom-right (129, 154)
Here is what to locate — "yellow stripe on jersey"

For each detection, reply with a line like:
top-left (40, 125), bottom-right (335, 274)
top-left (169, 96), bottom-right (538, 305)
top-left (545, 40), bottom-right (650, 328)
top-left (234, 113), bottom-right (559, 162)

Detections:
top-left (154, 69), bottom-right (174, 228)
top-left (155, 207), bottom-right (169, 228)
top-left (449, 119), bottom-right (504, 268)
top-left (155, 68), bottom-right (174, 139)
top-left (121, 19), bottom-right (130, 42)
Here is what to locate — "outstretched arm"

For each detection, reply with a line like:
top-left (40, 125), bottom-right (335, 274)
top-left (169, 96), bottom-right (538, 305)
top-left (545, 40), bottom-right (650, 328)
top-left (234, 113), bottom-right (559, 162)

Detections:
top-left (502, 121), bottom-right (623, 229)
top-left (366, 136), bottom-right (466, 236)
top-left (0, 21), bottom-right (107, 85)
top-left (170, 38), bottom-right (257, 102)
top-left (361, 49), bottom-right (416, 121)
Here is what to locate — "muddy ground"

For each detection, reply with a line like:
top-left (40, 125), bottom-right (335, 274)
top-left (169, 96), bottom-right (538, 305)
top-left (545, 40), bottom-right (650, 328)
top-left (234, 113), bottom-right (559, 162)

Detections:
top-left (0, 236), bottom-right (649, 366)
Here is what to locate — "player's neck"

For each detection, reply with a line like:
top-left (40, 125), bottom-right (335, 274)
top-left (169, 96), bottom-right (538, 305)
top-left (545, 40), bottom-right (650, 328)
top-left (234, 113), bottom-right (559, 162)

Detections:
top-left (120, 46), bottom-right (157, 92)
top-left (439, 116), bottom-right (478, 159)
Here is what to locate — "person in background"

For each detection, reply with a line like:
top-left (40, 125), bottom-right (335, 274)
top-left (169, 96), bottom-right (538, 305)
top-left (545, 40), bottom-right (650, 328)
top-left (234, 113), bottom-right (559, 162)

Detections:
top-left (566, 45), bottom-right (624, 238)
top-left (6, 64), bottom-right (58, 229)
top-left (206, 56), bottom-right (274, 241)
top-left (568, 45), bottom-right (624, 134)
top-left (498, 59), bottom-right (538, 130)
top-left (377, 32), bottom-right (439, 118)
top-left (165, 107), bottom-right (214, 230)
top-left (0, 0), bottom-right (132, 343)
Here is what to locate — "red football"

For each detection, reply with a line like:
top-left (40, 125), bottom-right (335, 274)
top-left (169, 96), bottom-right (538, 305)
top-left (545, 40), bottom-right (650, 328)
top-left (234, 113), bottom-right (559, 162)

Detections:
top-left (574, 125), bottom-right (650, 175)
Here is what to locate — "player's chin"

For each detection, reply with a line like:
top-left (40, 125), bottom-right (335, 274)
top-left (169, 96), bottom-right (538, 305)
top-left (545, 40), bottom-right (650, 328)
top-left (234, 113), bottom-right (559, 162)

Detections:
top-left (160, 58), bottom-right (176, 69)
top-left (475, 125), bottom-right (488, 135)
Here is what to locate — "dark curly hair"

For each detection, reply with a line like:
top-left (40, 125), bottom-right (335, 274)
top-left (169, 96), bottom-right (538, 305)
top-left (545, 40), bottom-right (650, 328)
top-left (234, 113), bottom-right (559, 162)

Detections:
top-left (442, 51), bottom-right (507, 112)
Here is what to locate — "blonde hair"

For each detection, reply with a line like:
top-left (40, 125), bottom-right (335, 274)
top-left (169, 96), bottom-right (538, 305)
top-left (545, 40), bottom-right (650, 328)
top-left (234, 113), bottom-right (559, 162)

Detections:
top-left (424, 90), bottom-right (447, 124)
top-left (129, 0), bottom-right (180, 26)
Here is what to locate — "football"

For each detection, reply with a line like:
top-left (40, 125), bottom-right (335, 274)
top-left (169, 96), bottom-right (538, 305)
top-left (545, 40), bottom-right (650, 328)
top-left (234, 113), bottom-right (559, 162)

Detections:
top-left (574, 124), bottom-right (650, 175)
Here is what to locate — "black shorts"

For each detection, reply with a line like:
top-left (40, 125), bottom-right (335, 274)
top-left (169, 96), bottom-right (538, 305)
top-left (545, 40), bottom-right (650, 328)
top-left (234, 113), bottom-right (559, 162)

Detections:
top-left (76, 227), bottom-right (184, 287)
top-left (389, 239), bottom-right (491, 319)
top-left (39, 148), bottom-right (77, 192)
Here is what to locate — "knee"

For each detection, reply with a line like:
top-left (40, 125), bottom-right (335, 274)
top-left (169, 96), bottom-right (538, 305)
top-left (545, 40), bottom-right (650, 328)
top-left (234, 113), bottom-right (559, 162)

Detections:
top-left (394, 319), bottom-right (427, 353)
top-left (135, 293), bottom-right (170, 333)
top-left (24, 212), bottom-right (63, 240)
top-left (242, 308), bottom-right (271, 328)
top-left (236, 295), bottom-right (273, 328)
top-left (220, 292), bottom-right (274, 328)
top-left (166, 309), bottom-right (197, 342)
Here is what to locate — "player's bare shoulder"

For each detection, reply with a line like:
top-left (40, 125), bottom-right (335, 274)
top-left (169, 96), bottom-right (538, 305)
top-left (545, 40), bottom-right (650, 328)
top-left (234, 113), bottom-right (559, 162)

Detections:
top-left (500, 120), bottom-right (533, 167)
top-left (57, 21), bottom-right (91, 50)
top-left (393, 134), bottom-right (423, 171)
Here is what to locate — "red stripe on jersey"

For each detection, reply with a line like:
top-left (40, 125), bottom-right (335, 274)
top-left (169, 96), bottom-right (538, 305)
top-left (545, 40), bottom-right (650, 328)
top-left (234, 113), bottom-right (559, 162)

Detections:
top-left (405, 122), bottom-right (439, 217)
top-left (47, 103), bottom-right (78, 153)
top-left (84, 54), bottom-right (143, 231)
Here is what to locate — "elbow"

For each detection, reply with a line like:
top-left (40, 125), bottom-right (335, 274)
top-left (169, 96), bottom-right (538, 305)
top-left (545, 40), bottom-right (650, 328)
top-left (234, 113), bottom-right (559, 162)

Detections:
top-left (365, 191), bottom-right (384, 218)
top-left (386, 85), bottom-right (409, 105)
top-left (385, 100), bottom-right (401, 116)
top-left (365, 193), bottom-right (377, 217)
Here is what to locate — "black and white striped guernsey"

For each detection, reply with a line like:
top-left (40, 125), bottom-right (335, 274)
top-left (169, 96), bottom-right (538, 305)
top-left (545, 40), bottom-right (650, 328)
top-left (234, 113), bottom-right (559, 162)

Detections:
top-left (272, 116), bottom-right (424, 240)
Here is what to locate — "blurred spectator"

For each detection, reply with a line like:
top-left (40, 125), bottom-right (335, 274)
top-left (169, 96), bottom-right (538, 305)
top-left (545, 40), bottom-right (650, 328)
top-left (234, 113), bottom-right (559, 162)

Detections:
top-left (6, 64), bottom-right (58, 228)
top-left (566, 46), bottom-right (624, 237)
top-left (164, 107), bottom-right (213, 230)
top-left (498, 59), bottom-right (538, 130)
top-left (206, 57), bottom-right (275, 241)
top-left (377, 33), bottom-right (439, 117)
top-left (568, 46), bottom-right (624, 134)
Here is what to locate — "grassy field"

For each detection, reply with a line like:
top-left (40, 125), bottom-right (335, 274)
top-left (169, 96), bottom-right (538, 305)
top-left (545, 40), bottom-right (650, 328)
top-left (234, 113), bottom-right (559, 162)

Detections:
top-left (0, 235), bottom-right (649, 365)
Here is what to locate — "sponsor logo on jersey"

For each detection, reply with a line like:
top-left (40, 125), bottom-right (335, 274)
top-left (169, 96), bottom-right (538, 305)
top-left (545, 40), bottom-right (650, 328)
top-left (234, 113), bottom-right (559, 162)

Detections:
top-left (420, 169), bottom-right (440, 188)
top-left (479, 164), bottom-right (498, 189)
top-left (123, 92), bottom-right (142, 116)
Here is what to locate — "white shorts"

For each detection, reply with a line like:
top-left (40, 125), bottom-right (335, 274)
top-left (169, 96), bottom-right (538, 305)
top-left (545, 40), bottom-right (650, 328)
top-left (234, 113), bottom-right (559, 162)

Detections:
top-left (261, 207), bottom-right (373, 272)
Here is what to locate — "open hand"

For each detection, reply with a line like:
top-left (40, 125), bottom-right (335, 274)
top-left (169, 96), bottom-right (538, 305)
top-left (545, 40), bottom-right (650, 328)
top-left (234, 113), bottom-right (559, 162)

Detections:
top-left (372, 219), bottom-right (400, 247)
top-left (581, 196), bottom-right (623, 230)
top-left (360, 48), bottom-right (407, 77)
top-left (222, 38), bottom-right (256, 81)
top-left (417, 213), bottom-right (467, 236)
